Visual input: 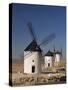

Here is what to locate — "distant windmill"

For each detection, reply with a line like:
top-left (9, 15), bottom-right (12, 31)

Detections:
top-left (24, 22), bottom-right (56, 74)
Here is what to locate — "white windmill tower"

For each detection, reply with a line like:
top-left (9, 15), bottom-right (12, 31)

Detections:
top-left (24, 22), bottom-right (55, 74)
top-left (44, 50), bottom-right (54, 68)
top-left (24, 40), bottom-right (42, 74)
top-left (53, 47), bottom-right (62, 67)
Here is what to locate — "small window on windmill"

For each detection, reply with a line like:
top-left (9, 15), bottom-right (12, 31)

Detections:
top-left (32, 60), bottom-right (34, 62)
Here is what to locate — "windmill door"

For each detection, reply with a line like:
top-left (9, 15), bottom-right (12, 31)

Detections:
top-left (32, 65), bottom-right (35, 73)
top-left (48, 63), bottom-right (50, 67)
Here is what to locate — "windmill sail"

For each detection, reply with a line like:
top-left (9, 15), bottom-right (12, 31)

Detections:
top-left (39, 33), bottom-right (56, 46)
top-left (24, 22), bottom-right (56, 57)
top-left (27, 22), bottom-right (37, 42)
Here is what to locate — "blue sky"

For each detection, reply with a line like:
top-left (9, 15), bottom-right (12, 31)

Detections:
top-left (12, 3), bottom-right (66, 60)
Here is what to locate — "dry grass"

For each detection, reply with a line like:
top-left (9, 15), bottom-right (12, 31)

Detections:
top-left (10, 60), bottom-right (66, 86)
top-left (10, 72), bottom-right (66, 86)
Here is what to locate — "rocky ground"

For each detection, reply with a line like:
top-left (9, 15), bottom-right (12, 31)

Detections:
top-left (9, 62), bottom-right (66, 86)
top-left (10, 72), bottom-right (66, 86)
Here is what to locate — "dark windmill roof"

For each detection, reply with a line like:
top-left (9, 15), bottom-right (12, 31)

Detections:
top-left (24, 40), bottom-right (42, 52)
top-left (54, 50), bottom-right (61, 54)
top-left (45, 50), bottom-right (53, 56)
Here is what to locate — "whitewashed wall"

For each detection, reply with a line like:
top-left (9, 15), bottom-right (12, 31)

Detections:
top-left (55, 54), bottom-right (61, 62)
top-left (24, 51), bottom-right (42, 74)
top-left (44, 56), bottom-right (53, 68)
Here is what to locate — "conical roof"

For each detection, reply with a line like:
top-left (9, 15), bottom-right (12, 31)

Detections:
top-left (24, 40), bottom-right (42, 52)
top-left (45, 50), bottom-right (53, 56)
top-left (54, 50), bottom-right (61, 54)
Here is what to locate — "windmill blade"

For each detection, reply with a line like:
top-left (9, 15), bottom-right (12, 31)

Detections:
top-left (39, 33), bottom-right (56, 46)
top-left (27, 22), bottom-right (37, 41)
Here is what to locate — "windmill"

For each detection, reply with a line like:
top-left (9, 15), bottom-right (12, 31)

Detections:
top-left (24, 22), bottom-right (56, 74)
